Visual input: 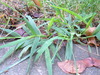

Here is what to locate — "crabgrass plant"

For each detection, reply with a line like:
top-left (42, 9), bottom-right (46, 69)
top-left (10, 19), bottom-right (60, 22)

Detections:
top-left (0, 1), bottom-right (100, 75)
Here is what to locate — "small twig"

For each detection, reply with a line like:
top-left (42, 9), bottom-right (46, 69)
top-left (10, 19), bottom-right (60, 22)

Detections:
top-left (75, 44), bottom-right (100, 56)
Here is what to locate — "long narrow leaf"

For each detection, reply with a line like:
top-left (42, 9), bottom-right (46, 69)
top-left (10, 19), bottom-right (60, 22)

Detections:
top-left (93, 24), bottom-right (100, 35)
top-left (65, 40), bottom-right (73, 60)
top-left (51, 5), bottom-right (87, 24)
top-left (23, 15), bottom-right (41, 35)
top-left (26, 15), bottom-right (41, 35)
top-left (0, 36), bottom-right (32, 49)
top-left (0, 47), bottom-right (16, 64)
top-left (0, 28), bottom-right (21, 37)
top-left (23, 26), bottom-right (32, 35)
top-left (86, 13), bottom-right (96, 29)
top-left (0, 42), bottom-right (24, 64)
top-left (47, 17), bottom-right (55, 31)
top-left (50, 44), bottom-right (62, 61)
top-left (45, 48), bottom-right (52, 75)
top-left (95, 31), bottom-right (100, 40)
top-left (26, 37), bottom-right (40, 74)
top-left (34, 36), bottom-right (65, 62)
top-left (19, 44), bottom-right (32, 58)
top-left (0, 37), bottom-right (21, 40)
top-left (0, 54), bottom-right (30, 74)
top-left (51, 41), bottom-right (63, 62)
top-left (83, 13), bottom-right (96, 34)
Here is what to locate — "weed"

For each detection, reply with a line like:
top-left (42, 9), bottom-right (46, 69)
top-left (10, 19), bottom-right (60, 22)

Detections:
top-left (0, 0), bottom-right (100, 75)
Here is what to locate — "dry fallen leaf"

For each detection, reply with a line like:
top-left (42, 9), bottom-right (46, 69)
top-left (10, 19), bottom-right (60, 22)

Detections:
top-left (88, 37), bottom-right (96, 46)
top-left (86, 27), bottom-right (96, 36)
top-left (0, 14), bottom-right (6, 18)
top-left (32, 0), bottom-right (41, 7)
top-left (58, 57), bottom-right (100, 74)
top-left (85, 27), bottom-right (97, 46)
top-left (92, 58), bottom-right (100, 68)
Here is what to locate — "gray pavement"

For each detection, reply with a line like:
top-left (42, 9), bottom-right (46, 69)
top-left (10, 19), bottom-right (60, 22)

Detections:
top-left (0, 44), bottom-right (100, 75)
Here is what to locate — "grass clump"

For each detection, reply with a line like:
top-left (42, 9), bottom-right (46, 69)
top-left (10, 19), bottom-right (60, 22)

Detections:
top-left (0, 0), bottom-right (100, 75)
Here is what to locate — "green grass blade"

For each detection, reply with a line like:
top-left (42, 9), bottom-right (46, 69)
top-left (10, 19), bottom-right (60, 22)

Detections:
top-left (65, 40), bottom-right (73, 60)
top-left (50, 44), bottom-right (62, 61)
top-left (45, 48), bottom-right (52, 75)
top-left (26, 15), bottom-right (41, 35)
top-left (23, 26), bottom-right (32, 35)
top-left (15, 41), bottom-right (24, 49)
top-left (23, 15), bottom-right (41, 35)
top-left (47, 17), bottom-right (55, 31)
top-left (83, 13), bottom-right (96, 34)
top-left (86, 13), bottom-right (96, 29)
top-left (88, 45), bottom-right (92, 53)
top-left (29, 37), bottom-right (40, 57)
top-left (95, 31), bottom-right (100, 40)
top-left (51, 5), bottom-right (87, 24)
top-left (0, 28), bottom-right (21, 37)
top-left (34, 36), bottom-right (65, 62)
top-left (21, 38), bottom-right (34, 47)
top-left (0, 42), bottom-right (24, 64)
top-left (83, 13), bottom-right (93, 20)
top-left (26, 37), bottom-right (40, 74)
top-left (93, 24), bottom-right (100, 35)
top-left (52, 27), bottom-right (65, 35)
top-left (0, 36), bottom-right (32, 49)
top-left (38, 21), bottom-right (49, 28)
top-left (51, 41), bottom-right (63, 62)
top-left (72, 53), bottom-right (79, 75)
top-left (0, 54), bottom-right (30, 74)
top-left (19, 44), bottom-right (32, 59)
top-left (21, 34), bottom-right (45, 47)
top-left (23, 15), bottom-right (36, 35)
top-left (0, 37), bottom-right (21, 40)
top-left (0, 47), bottom-right (16, 64)
top-left (76, 40), bottom-right (86, 46)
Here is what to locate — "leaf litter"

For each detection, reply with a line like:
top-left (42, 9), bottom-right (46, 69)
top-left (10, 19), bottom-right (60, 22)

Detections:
top-left (58, 57), bottom-right (100, 74)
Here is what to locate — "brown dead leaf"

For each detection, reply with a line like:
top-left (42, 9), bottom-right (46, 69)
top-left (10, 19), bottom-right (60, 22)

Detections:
top-left (32, 0), bottom-right (41, 7)
top-left (88, 37), bottom-right (96, 46)
top-left (85, 27), bottom-right (98, 46)
top-left (86, 27), bottom-right (96, 36)
top-left (58, 57), bottom-right (100, 74)
top-left (92, 58), bottom-right (100, 68)
top-left (0, 14), bottom-right (6, 18)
